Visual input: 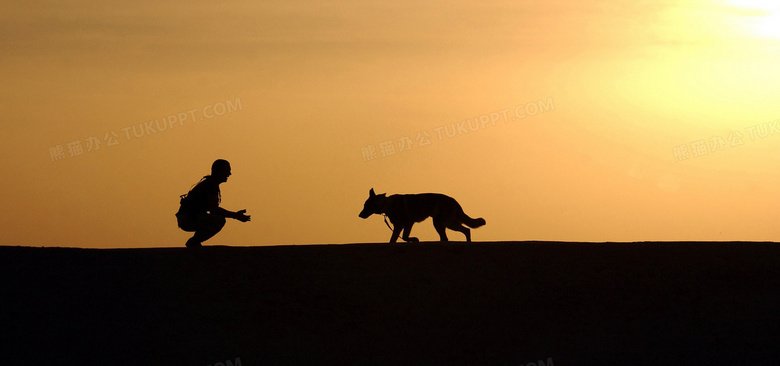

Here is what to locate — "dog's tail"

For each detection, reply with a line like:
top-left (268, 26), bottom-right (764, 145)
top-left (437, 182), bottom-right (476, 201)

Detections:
top-left (462, 214), bottom-right (486, 228)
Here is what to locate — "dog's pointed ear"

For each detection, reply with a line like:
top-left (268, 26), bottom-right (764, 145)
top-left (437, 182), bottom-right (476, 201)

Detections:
top-left (369, 188), bottom-right (376, 197)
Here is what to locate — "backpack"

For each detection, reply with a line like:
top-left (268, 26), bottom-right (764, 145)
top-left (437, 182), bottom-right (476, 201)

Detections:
top-left (176, 177), bottom-right (206, 217)
top-left (176, 177), bottom-right (218, 217)
top-left (176, 193), bottom-right (193, 217)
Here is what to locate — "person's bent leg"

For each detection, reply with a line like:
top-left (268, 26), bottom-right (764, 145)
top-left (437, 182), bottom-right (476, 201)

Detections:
top-left (178, 214), bottom-right (202, 248)
top-left (189, 214), bottom-right (226, 247)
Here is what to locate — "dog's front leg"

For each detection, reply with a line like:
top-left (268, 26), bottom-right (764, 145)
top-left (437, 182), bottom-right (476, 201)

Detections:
top-left (402, 224), bottom-right (419, 243)
top-left (389, 225), bottom-right (403, 243)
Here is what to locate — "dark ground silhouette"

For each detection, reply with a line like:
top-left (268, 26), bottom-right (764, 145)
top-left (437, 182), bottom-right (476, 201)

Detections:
top-left (1, 242), bottom-right (779, 365)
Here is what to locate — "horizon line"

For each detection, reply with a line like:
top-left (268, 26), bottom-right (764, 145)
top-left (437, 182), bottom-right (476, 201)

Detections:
top-left (2, 240), bottom-right (778, 250)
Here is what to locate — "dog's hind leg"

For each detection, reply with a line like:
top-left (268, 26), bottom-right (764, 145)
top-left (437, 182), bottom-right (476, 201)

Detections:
top-left (448, 223), bottom-right (471, 242)
top-left (402, 224), bottom-right (419, 243)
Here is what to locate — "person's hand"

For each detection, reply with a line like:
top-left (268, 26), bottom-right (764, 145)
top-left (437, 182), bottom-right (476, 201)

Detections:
top-left (236, 209), bottom-right (251, 222)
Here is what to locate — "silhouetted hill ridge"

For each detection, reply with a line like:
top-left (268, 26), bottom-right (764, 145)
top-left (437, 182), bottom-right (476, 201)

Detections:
top-left (1, 241), bottom-right (778, 365)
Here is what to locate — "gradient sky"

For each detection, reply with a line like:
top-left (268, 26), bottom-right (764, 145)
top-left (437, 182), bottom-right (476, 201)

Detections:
top-left (2, 0), bottom-right (780, 248)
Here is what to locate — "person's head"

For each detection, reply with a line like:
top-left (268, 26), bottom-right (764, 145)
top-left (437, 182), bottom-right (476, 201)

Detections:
top-left (210, 159), bottom-right (231, 183)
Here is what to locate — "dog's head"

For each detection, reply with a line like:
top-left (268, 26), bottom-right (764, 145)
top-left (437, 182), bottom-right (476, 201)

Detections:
top-left (359, 188), bottom-right (386, 219)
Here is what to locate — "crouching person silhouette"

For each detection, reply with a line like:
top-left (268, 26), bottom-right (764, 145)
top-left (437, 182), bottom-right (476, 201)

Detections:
top-left (176, 159), bottom-right (251, 248)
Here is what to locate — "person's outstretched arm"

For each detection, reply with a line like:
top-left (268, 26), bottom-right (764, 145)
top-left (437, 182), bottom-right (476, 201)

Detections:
top-left (208, 194), bottom-right (251, 222)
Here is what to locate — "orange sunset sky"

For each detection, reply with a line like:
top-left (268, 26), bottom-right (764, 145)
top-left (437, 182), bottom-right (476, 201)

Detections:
top-left (2, 0), bottom-right (780, 248)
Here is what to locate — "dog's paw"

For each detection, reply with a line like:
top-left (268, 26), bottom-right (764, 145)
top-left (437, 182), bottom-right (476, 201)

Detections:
top-left (405, 237), bottom-right (419, 243)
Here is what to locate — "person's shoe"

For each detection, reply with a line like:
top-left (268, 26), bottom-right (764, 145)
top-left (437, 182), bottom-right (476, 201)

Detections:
top-left (185, 238), bottom-right (202, 248)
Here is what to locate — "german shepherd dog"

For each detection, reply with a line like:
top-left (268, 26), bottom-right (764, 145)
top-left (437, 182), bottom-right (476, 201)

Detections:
top-left (359, 188), bottom-right (486, 243)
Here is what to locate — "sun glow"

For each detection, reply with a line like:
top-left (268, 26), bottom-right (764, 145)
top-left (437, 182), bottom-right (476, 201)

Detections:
top-left (727, 0), bottom-right (780, 39)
